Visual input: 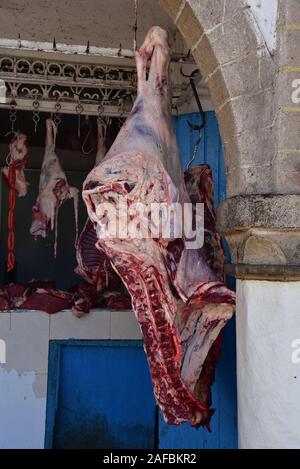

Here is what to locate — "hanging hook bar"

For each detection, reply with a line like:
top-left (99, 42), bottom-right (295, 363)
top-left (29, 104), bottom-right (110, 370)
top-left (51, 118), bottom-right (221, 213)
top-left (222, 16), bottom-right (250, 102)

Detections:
top-left (97, 104), bottom-right (106, 127)
top-left (53, 100), bottom-right (62, 128)
top-left (180, 68), bottom-right (206, 170)
top-left (76, 102), bottom-right (84, 137)
top-left (117, 43), bottom-right (122, 57)
top-left (32, 98), bottom-right (40, 133)
top-left (5, 102), bottom-right (19, 166)
top-left (4, 131), bottom-right (19, 167)
top-left (81, 116), bottom-right (94, 155)
top-left (7, 101), bottom-right (17, 136)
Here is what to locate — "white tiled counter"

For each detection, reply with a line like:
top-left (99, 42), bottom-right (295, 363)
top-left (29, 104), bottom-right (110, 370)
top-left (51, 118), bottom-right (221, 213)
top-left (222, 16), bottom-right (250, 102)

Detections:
top-left (0, 309), bottom-right (141, 449)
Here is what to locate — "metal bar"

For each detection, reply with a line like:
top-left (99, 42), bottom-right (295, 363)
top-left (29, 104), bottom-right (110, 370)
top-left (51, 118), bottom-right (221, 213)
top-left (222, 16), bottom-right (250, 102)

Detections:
top-left (0, 99), bottom-right (131, 116)
top-left (0, 100), bottom-right (182, 117)
top-left (0, 46), bottom-right (195, 66)
top-left (0, 72), bottom-right (136, 90)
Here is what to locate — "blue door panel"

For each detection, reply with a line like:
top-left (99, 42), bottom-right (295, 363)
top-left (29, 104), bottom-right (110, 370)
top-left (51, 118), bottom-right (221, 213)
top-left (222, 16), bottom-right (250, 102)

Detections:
top-left (46, 340), bottom-right (156, 449)
top-left (172, 112), bottom-right (225, 206)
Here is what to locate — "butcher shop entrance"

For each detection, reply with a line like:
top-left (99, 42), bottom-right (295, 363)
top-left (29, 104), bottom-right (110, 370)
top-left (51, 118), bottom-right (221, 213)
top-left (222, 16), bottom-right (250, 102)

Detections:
top-left (0, 0), bottom-right (237, 450)
top-left (0, 110), bottom-right (121, 291)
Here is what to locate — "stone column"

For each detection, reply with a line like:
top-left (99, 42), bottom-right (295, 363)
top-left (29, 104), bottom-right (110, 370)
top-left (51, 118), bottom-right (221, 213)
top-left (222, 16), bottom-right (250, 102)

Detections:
top-left (218, 194), bottom-right (300, 448)
top-left (218, 0), bottom-right (300, 448)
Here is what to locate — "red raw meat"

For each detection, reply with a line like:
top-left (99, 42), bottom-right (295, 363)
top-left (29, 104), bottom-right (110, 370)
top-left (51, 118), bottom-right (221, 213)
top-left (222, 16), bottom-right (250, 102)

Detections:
top-left (184, 165), bottom-right (226, 281)
top-left (0, 296), bottom-right (9, 310)
top-left (101, 290), bottom-right (132, 310)
top-left (0, 286), bottom-right (10, 310)
top-left (2, 133), bottom-right (29, 197)
top-left (0, 281), bottom-right (130, 316)
top-left (75, 118), bottom-right (119, 291)
top-left (19, 288), bottom-right (73, 314)
top-left (71, 284), bottom-right (99, 318)
top-left (30, 118), bottom-right (79, 256)
top-left (83, 27), bottom-right (235, 428)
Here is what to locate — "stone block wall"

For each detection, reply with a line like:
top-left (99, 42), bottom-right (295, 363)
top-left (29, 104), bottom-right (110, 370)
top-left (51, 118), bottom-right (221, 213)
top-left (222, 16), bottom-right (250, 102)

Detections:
top-left (160, 0), bottom-right (300, 275)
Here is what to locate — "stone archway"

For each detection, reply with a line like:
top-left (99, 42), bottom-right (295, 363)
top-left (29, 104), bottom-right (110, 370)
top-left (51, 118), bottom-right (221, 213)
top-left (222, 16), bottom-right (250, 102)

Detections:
top-left (160, 0), bottom-right (300, 276)
top-left (161, 0), bottom-right (275, 198)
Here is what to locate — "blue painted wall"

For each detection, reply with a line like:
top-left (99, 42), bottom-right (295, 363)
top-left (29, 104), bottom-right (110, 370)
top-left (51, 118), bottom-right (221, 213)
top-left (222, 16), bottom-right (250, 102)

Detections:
top-left (173, 112), bottom-right (226, 206)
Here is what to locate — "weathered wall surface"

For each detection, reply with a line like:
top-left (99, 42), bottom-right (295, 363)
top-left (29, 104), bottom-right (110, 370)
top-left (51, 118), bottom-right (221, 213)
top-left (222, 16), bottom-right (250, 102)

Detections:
top-left (274, 1), bottom-right (300, 194)
top-left (161, 0), bottom-right (276, 197)
top-left (0, 309), bottom-right (141, 449)
top-left (237, 280), bottom-right (300, 448)
top-left (160, 0), bottom-right (300, 275)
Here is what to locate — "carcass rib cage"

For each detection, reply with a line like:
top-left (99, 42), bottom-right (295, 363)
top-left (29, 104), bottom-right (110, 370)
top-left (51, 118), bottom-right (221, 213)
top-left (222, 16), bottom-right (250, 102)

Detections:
top-left (0, 49), bottom-right (195, 117)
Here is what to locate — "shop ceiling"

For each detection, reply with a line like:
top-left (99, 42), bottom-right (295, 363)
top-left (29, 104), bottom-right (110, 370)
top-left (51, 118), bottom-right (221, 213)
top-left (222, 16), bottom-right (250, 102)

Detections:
top-left (0, 0), bottom-right (213, 116)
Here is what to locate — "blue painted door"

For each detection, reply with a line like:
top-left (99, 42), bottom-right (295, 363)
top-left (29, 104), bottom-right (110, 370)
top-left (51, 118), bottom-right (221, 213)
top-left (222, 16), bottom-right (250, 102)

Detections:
top-left (45, 340), bottom-right (157, 449)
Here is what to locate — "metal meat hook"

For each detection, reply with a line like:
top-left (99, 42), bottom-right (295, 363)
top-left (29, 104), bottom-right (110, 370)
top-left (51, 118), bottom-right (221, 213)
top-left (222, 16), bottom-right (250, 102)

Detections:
top-left (32, 98), bottom-right (40, 133)
top-left (81, 116), bottom-right (94, 155)
top-left (7, 100), bottom-right (18, 134)
top-left (5, 110), bottom-right (20, 166)
top-left (180, 68), bottom-right (206, 170)
top-left (76, 102), bottom-right (84, 138)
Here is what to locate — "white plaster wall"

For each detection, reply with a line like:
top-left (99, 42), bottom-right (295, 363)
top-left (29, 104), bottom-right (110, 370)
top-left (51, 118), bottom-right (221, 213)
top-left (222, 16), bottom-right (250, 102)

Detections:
top-left (247, 0), bottom-right (278, 52)
top-left (0, 309), bottom-right (141, 449)
top-left (236, 280), bottom-right (300, 449)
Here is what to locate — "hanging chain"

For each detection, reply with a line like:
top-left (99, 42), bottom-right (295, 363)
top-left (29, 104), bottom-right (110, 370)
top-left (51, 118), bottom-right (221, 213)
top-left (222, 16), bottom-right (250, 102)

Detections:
top-left (81, 115), bottom-right (94, 155)
top-left (9, 103), bottom-right (17, 133)
top-left (97, 104), bottom-right (105, 126)
top-left (76, 102), bottom-right (84, 137)
top-left (32, 99), bottom-right (40, 133)
top-left (53, 101), bottom-right (62, 128)
top-left (182, 70), bottom-right (206, 171)
top-left (187, 135), bottom-right (202, 171)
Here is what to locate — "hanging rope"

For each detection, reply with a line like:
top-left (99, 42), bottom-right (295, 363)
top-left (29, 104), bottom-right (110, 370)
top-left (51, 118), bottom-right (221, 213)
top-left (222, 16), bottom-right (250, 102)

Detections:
top-left (33, 99), bottom-right (40, 133)
top-left (54, 100), bottom-right (62, 128)
top-left (76, 102), bottom-right (84, 137)
top-left (9, 104), bottom-right (17, 133)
